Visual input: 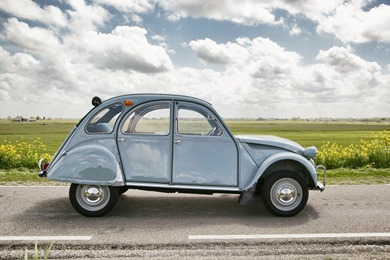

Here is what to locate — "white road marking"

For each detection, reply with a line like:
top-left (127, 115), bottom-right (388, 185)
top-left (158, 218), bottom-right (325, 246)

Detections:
top-left (0, 236), bottom-right (92, 241)
top-left (1, 186), bottom-right (68, 188)
top-left (188, 233), bottom-right (390, 240)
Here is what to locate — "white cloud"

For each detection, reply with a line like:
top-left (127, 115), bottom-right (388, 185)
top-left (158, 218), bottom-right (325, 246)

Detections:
top-left (189, 38), bottom-right (249, 64)
top-left (159, 0), bottom-right (280, 25)
top-left (291, 47), bottom-right (384, 107)
top-left (0, 3), bottom-right (174, 118)
top-left (289, 24), bottom-right (302, 36)
top-left (0, 0), bottom-right (389, 119)
top-left (316, 46), bottom-right (381, 73)
top-left (316, 2), bottom-right (390, 43)
top-left (269, 0), bottom-right (390, 44)
top-left (1, 18), bottom-right (60, 53)
top-left (204, 38), bottom-right (388, 118)
top-left (151, 34), bottom-right (166, 42)
top-left (277, 0), bottom-right (344, 17)
top-left (0, 49), bottom-right (39, 73)
top-left (76, 26), bottom-right (173, 73)
top-left (94, 0), bottom-right (156, 23)
top-left (0, 0), bottom-right (67, 27)
top-left (66, 0), bottom-right (111, 32)
top-left (157, 0), bottom-right (390, 44)
top-left (245, 37), bottom-right (301, 79)
top-left (95, 0), bottom-right (156, 13)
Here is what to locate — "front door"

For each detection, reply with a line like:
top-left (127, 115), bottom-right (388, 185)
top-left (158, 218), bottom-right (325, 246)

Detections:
top-left (172, 101), bottom-right (238, 186)
top-left (117, 101), bottom-right (172, 183)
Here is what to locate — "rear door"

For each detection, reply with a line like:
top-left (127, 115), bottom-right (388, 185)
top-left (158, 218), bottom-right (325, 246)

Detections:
top-left (172, 101), bottom-right (238, 186)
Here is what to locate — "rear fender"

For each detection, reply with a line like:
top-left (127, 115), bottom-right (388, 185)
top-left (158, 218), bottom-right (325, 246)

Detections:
top-left (243, 152), bottom-right (317, 190)
top-left (47, 144), bottom-right (124, 186)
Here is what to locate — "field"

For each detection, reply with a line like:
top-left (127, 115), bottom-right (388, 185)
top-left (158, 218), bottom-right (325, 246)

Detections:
top-left (1, 119), bottom-right (390, 184)
top-left (226, 120), bottom-right (390, 147)
top-left (2, 119), bottom-right (390, 153)
top-left (0, 119), bottom-right (76, 154)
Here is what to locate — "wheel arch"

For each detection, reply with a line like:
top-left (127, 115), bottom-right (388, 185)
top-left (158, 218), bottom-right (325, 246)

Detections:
top-left (47, 144), bottom-right (124, 186)
top-left (244, 152), bottom-right (317, 192)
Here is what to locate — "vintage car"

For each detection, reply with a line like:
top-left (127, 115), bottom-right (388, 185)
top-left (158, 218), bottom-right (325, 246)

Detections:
top-left (39, 94), bottom-right (326, 217)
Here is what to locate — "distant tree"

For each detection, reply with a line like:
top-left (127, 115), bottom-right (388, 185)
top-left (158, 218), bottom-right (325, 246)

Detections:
top-left (36, 116), bottom-right (41, 120)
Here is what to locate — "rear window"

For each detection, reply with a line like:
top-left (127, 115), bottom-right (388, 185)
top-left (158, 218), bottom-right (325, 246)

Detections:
top-left (86, 103), bottom-right (123, 134)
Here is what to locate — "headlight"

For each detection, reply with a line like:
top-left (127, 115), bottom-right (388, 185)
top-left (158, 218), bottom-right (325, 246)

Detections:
top-left (303, 146), bottom-right (318, 159)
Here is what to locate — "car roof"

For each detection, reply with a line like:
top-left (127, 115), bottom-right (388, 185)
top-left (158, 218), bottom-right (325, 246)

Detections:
top-left (101, 93), bottom-right (212, 106)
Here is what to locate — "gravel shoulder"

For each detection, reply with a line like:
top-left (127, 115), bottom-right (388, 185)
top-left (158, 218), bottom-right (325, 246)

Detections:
top-left (1, 240), bottom-right (390, 260)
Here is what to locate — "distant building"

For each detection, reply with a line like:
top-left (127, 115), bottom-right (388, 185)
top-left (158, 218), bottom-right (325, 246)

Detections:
top-left (12, 116), bottom-right (36, 123)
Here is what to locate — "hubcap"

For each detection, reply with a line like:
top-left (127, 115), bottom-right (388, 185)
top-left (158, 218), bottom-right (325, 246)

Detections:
top-left (270, 178), bottom-right (302, 211)
top-left (277, 187), bottom-right (295, 204)
top-left (84, 186), bottom-right (104, 204)
top-left (76, 185), bottom-right (110, 211)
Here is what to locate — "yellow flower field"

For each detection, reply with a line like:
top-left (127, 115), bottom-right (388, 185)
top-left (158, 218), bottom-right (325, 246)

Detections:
top-left (316, 131), bottom-right (390, 169)
top-left (0, 138), bottom-right (52, 169)
top-left (0, 131), bottom-right (389, 170)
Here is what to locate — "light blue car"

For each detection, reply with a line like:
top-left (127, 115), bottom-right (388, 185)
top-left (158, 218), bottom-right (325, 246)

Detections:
top-left (39, 94), bottom-right (326, 217)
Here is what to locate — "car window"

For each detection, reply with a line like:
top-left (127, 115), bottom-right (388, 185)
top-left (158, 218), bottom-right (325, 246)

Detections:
top-left (122, 102), bottom-right (170, 135)
top-left (86, 103), bottom-right (123, 134)
top-left (177, 105), bottom-right (222, 136)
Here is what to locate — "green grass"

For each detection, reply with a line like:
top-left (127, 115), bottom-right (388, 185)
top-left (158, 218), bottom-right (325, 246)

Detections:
top-left (0, 120), bottom-right (76, 154)
top-left (322, 168), bottom-right (390, 185)
top-left (0, 168), bottom-right (65, 185)
top-left (226, 120), bottom-right (390, 148)
top-left (24, 241), bottom-right (54, 260)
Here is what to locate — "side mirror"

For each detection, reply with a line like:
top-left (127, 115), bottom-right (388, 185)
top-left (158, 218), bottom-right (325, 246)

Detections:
top-left (92, 96), bottom-right (102, 107)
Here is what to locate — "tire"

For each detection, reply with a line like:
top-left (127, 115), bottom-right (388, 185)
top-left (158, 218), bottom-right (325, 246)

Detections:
top-left (69, 184), bottom-right (119, 217)
top-left (261, 172), bottom-right (308, 217)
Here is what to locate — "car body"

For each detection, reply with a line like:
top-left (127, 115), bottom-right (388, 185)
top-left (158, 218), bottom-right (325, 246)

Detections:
top-left (39, 94), bottom-right (326, 217)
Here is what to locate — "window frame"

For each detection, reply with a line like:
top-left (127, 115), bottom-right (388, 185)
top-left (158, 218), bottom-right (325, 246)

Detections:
top-left (121, 101), bottom-right (171, 136)
top-left (176, 102), bottom-right (223, 137)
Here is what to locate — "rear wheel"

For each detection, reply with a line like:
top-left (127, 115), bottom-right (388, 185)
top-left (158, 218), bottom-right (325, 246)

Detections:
top-left (69, 184), bottom-right (119, 217)
top-left (261, 172), bottom-right (308, 217)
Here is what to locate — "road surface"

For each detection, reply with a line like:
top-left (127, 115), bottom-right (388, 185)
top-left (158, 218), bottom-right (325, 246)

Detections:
top-left (0, 185), bottom-right (389, 259)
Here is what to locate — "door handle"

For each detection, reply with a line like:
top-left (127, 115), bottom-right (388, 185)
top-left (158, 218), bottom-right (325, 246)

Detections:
top-left (174, 140), bottom-right (181, 145)
top-left (118, 138), bottom-right (125, 143)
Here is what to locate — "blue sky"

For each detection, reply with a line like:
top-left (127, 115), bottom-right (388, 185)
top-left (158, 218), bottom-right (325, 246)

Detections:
top-left (0, 0), bottom-right (389, 119)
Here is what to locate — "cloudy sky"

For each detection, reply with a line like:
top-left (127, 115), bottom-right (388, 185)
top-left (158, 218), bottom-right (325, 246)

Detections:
top-left (0, 0), bottom-right (389, 119)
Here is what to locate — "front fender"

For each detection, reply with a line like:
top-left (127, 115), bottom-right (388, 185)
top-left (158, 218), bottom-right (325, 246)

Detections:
top-left (47, 144), bottom-right (124, 186)
top-left (243, 152), bottom-right (317, 190)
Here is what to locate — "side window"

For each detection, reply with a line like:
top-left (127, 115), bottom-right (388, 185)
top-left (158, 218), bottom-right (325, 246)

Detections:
top-left (122, 103), bottom-right (170, 135)
top-left (177, 105), bottom-right (222, 136)
top-left (87, 103), bottom-right (123, 134)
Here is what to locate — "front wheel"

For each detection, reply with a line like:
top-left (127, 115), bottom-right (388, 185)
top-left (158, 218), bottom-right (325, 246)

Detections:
top-left (69, 184), bottom-right (119, 217)
top-left (261, 172), bottom-right (308, 217)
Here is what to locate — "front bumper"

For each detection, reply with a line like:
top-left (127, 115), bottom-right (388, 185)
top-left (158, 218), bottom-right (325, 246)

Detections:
top-left (316, 165), bottom-right (326, 191)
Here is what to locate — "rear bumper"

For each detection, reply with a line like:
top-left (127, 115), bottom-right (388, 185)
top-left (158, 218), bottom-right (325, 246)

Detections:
top-left (316, 165), bottom-right (326, 191)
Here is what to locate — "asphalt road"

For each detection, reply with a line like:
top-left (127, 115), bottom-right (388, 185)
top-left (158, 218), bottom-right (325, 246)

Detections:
top-left (1, 185), bottom-right (390, 259)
